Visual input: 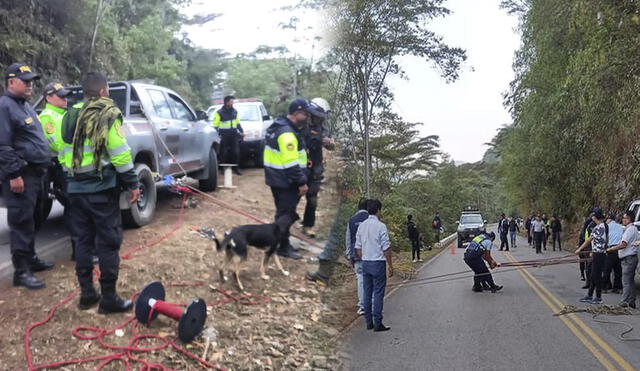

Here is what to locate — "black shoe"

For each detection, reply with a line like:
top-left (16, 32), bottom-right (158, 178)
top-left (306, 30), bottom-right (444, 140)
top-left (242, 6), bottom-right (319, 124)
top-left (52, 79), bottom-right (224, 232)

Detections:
top-left (366, 323), bottom-right (374, 330)
top-left (373, 324), bottom-right (391, 332)
top-left (472, 287), bottom-right (483, 293)
top-left (277, 247), bottom-right (303, 260)
top-left (29, 257), bottom-right (54, 272)
top-left (490, 285), bottom-right (503, 293)
top-left (581, 284), bottom-right (589, 289)
top-left (580, 277), bottom-right (586, 281)
top-left (13, 272), bottom-right (46, 290)
top-left (612, 289), bottom-right (621, 294)
top-left (98, 295), bottom-right (133, 314)
top-left (78, 291), bottom-right (101, 310)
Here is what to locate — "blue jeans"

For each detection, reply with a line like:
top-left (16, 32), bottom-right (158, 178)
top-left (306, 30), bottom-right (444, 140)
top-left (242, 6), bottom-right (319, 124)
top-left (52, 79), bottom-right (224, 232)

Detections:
top-left (510, 231), bottom-right (517, 247)
top-left (363, 260), bottom-right (387, 326)
top-left (354, 260), bottom-right (364, 309)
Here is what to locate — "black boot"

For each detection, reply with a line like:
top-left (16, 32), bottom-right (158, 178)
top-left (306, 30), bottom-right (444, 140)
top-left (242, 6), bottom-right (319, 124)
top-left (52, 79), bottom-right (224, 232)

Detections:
top-left (98, 281), bottom-right (132, 314)
top-left (29, 255), bottom-right (54, 272)
top-left (13, 256), bottom-right (45, 289)
top-left (306, 259), bottom-right (334, 286)
top-left (490, 284), bottom-right (503, 293)
top-left (77, 268), bottom-right (101, 310)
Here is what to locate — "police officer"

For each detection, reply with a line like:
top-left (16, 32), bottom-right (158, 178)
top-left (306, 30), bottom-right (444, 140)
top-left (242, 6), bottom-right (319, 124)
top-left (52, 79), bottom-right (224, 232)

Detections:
top-left (463, 232), bottom-right (503, 293)
top-left (264, 98), bottom-right (321, 259)
top-left (300, 97), bottom-right (335, 238)
top-left (61, 72), bottom-right (140, 313)
top-left (39, 82), bottom-right (79, 259)
top-left (212, 95), bottom-right (243, 175)
top-left (0, 63), bottom-right (54, 289)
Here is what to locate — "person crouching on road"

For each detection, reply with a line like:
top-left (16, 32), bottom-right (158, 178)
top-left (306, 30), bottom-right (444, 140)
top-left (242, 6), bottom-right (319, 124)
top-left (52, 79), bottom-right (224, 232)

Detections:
top-left (355, 199), bottom-right (393, 332)
top-left (463, 232), bottom-right (503, 293)
top-left (575, 208), bottom-right (608, 305)
top-left (606, 211), bottom-right (639, 308)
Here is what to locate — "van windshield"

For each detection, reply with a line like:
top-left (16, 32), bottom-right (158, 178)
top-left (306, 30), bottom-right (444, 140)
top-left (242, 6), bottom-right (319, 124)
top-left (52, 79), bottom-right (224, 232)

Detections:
top-left (236, 105), bottom-right (261, 121)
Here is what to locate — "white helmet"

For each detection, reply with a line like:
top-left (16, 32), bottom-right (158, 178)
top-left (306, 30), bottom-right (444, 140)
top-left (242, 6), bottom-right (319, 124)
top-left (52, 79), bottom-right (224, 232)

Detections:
top-left (311, 97), bottom-right (330, 114)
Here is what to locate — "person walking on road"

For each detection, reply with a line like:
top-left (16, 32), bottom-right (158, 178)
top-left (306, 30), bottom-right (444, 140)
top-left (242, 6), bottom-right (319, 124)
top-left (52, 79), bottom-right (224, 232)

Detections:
top-left (541, 214), bottom-right (549, 251)
top-left (575, 208), bottom-right (608, 305)
top-left (531, 215), bottom-right (546, 254)
top-left (550, 215), bottom-right (562, 252)
top-left (578, 216), bottom-right (595, 286)
top-left (606, 211), bottom-right (638, 308)
top-left (525, 215), bottom-right (533, 247)
top-left (498, 213), bottom-right (509, 251)
top-left (355, 199), bottom-right (393, 332)
top-left (508, 217), bottom-right (519, 248)
top-left (463, 232), bottom-right (503, 293)
top-left (603, 213), bottom-right (623, 293)
top-left (0, 63), bottom-right (55, 289)
top-left (407, 214), bottom-right (421, 262)
top-left (212, 95), bottom-right (243, 175)
top-left (62, 72), bottom-right (140, 313)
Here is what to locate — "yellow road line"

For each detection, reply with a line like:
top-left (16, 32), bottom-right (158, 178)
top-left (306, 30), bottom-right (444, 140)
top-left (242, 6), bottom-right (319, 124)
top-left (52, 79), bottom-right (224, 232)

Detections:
top-left (505, 252), bottom-right (635, 371)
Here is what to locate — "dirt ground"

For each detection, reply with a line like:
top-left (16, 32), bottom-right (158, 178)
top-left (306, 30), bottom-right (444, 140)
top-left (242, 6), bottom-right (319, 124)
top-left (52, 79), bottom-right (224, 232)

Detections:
top-left (0, 158), bottom-right (360, 370)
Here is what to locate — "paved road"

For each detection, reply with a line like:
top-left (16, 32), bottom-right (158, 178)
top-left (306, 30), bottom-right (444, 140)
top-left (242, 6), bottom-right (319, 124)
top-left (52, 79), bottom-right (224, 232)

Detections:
top-left (346, 229), bottom-right (640, 371)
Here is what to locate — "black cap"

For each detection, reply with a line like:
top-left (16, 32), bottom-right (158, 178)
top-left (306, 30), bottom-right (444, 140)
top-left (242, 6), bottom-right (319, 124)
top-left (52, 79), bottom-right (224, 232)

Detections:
top-left (43, 82), bottom-right (70, 97)
top-left (288, 98), bottom-right (313, 114)
top-left (4, 63), bottom-right (39, 81)
top-left (591, 207), bottom-right (605, 219)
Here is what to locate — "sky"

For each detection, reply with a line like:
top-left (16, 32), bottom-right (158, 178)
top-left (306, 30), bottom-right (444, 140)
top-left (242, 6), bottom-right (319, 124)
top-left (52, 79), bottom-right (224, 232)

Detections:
top-left (181, 0), bottom-right (521, 163)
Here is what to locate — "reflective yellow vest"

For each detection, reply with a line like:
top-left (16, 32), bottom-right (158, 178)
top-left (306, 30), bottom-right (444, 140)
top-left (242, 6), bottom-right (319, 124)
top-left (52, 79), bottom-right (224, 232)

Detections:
top-left (38, 103), bottom-right (66, 158)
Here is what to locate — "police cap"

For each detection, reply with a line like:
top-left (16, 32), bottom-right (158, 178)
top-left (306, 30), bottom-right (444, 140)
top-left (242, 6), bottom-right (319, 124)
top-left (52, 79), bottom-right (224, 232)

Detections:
top-left (4, 63), bottom-right (40, 81)
top-left (43, 82), bottom-right (71, 97)
top-left (288, 98), bottom-right (314, 115)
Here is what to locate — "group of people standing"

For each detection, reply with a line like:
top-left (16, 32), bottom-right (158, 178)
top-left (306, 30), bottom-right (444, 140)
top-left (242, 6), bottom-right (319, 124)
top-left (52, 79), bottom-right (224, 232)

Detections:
top-left (575, 208), bottom-right (638, 307)
top-left (406, 213), bottom-right (442, 262)
top-left (523, 214), bottom-right (562, 254)
top-left (0, 64), bottom-right (138, 314)
top-left (497, 213), bottom-right (521, 251)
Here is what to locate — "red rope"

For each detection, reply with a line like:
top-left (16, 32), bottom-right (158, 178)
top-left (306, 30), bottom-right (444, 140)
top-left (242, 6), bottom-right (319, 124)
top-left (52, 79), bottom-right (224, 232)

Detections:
top-left (23, 194), bottom-right (258, 370)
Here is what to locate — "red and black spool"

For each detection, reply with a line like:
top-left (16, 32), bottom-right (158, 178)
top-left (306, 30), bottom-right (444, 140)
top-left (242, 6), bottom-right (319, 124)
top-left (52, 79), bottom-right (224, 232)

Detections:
top-left (135, 281), bottom-right (207, 343)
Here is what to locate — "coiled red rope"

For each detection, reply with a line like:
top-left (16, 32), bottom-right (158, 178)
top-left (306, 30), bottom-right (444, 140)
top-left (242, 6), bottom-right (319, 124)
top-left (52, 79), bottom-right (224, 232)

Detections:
top-left (23, 193), bottom-right (270, 370)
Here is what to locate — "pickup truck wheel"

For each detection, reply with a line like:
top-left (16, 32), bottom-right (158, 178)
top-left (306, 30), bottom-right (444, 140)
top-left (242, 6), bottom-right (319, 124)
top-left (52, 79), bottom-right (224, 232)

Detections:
top-left (122, 163), bottom-right (157, 228)
top-left (457, 234), bottom-right (463, 249)
top-left (198, 148), bottom-right (218, 192)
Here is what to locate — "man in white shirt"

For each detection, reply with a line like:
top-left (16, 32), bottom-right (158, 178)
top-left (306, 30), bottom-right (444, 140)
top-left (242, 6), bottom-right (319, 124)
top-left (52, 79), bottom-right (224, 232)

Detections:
top-left (607, 211), bottom-right (638, 308)
top-left (355, 199), bottom-right (393, 332)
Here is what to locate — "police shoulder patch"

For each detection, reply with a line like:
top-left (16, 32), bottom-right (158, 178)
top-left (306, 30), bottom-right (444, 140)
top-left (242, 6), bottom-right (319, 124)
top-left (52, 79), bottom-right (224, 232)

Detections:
top-left (44, 121), bottom-right (55, 134)
top-left (24, 117), bottom-right (34, 125)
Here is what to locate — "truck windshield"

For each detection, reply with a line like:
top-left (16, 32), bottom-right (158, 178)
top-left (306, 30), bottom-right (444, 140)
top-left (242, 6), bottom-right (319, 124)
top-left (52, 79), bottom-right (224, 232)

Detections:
top-left (461, 215), bottom-right (483, 224)
top-left (236, 105), bottom-right (261, 121)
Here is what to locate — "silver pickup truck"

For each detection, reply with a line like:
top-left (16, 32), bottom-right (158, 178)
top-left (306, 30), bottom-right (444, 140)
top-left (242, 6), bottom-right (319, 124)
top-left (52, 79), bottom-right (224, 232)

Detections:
top-left (1, 81), bottom-right (220, 228)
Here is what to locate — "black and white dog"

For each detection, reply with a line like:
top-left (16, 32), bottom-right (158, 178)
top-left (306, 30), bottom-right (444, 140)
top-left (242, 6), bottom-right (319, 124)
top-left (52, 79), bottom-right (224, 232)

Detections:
top-left (211, 214), bottom-right (297, 291)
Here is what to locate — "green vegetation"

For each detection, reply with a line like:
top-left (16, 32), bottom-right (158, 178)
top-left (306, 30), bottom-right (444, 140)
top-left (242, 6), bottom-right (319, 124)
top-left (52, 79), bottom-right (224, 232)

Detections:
top-left (496, 0), bottom-right (640, 219)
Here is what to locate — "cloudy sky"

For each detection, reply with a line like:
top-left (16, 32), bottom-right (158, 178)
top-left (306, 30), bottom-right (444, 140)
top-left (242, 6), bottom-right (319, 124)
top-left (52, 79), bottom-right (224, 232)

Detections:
top-left (181, 0), bottom-right (521, 163)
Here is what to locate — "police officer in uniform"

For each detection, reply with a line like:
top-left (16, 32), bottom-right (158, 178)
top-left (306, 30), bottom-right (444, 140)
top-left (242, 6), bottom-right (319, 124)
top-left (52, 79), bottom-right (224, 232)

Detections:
top-left (212, 95), bottom-right (243, 175)
top-left (39, 82), bottom-right (80, 260)
top-left (0, 63), bottom-right (53, 289)
top-left (300, 97), bottom-right (335, 237)
top-left (264, 98), bottom-right (321, 259)
top-left (0, 63), bottom-right (55, 289)
top-left (463, 232), bottom-right (503, 293)
top-left (61, 72), bottom-right (140, 313)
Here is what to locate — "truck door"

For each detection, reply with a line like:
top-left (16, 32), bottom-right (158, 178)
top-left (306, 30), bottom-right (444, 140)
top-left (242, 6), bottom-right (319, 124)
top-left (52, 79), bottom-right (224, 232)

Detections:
top-left (166, 93), bottom-right (203, 171)
top-left (145, 89), bottom-right (187, 175)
